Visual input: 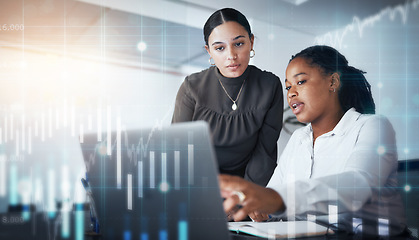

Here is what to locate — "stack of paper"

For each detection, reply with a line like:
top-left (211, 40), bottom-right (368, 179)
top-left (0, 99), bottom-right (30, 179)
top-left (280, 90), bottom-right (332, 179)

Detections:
top-left (228, 221), bottom-right (334, 239)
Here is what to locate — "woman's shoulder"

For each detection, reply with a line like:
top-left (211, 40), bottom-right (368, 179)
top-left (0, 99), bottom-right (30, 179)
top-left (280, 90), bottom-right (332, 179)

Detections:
top-left (248, 65), bottom-right (282, 93)
top-left (180, 67), bottom-right (216, 93)
top-left (342, 109), bottom-right (395, 137)
top-left (186, 67), bottom-right (215, 83)
top-left (359, 112), bottom-right (394, 131)
top-left (354, 110), bottom-right (392, 126)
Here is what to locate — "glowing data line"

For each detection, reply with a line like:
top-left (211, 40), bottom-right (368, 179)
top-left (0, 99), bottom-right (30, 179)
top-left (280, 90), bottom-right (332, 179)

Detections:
top-left (124, 231), bottom-right (131, 240)
top-left (41, 112), bottom-right (45, 142)
top-left (97, 101), bottom-right (102, 142)
top-left (15, 130), bottom-right (19, 156)
top-left (61, 166), bottom-right (71, 238)
top-left (161, 153), bottom-right (167, 192)
top-left (138, 161), bottom-right (143, 198)
top-left (175, 151), bottom-right (180, 190)
top-left (4, 116), bottom-right (7, 143)
top-left (314, 0), bottom-right (419, 48)
top-left (307, 214), bottom-right (317, 234)
top-left (159, 230), bottom-right (168, 240)
top-left (21, 115), bottom-right (25, 151)
top-left (88, 113), bottom-right (92, 130)
top-left (75, 204), bottom-right (84, 240)
top-left (79, 124), bottom-right (84, 143)
top-left (107, 105), bottom-right (111, 155)
top-left (10, 114), bottom-right (13, 140)
top-left (56, 105), bottom-right (59, 130)
top-left (28, 126), bottom-right (32, 155)
top-left (378, 218), bottom-right (390, 236)
top-left (150, 151), bottom-right (155, 189)
top-left (71, 100), bottom-right (75, 137)
top-left (328, 205), bottom-right (338, 227)
top-left (188, 144), bottom-right (194, 185)
top-left (178, 221), bottom-right (188, 240)
top-left (0, 155), bottom-right (6, 197)
top-left (9, 164), bottom-right (17, 205)
top-left (286, 174), bottom-right (296, 221)
top-left (162, 153), bottom-right (167, 183)
top-left (35, 120), bottom-right (38, 137)
top-left (49, 105), bottom-right (52, 138)
top-left (117, 116), bottom-right (121, 189)
top-left (48, 169), bottom-right (56, 217)
top-left (127, 174), bottom-right (132, 210)
top-left (141, 233), bottom-right (148, 240)
top-left (63, 98), bottom-right (68, 128)
top-left (61, 210), bottom-right (70, 238)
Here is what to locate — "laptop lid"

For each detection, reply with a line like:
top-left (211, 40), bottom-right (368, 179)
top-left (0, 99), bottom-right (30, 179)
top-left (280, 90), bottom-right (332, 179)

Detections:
top-left (81, 121), bottom-right (230, 240)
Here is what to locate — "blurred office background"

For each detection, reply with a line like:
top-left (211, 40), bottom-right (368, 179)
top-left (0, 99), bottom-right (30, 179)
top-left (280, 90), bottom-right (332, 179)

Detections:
top-left (0, 0), bottom-right (418, 217)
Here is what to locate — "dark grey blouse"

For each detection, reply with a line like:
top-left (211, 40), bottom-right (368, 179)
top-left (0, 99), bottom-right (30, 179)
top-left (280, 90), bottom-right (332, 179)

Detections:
top-left (172, 65), bottom-right (283, 186)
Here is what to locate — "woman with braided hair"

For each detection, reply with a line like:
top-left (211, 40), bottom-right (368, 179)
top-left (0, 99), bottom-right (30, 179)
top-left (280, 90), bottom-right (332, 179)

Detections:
top-left (219, 45), bottom-right (407, 237)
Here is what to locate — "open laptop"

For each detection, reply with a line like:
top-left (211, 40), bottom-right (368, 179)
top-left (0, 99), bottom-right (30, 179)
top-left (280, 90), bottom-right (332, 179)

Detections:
top-left (80, 121), bottom-right (231, 239)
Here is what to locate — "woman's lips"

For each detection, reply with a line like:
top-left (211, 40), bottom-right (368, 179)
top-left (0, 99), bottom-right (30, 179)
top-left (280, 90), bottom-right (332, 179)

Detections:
top-left (227, 64), bottom-right (240, 70)
top-left (291, 102), bottom-right (304, 115)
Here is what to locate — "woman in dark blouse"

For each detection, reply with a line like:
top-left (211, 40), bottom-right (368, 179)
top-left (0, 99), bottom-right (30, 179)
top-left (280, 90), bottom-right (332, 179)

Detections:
top-left (172, 8), bottom-right (283, 186)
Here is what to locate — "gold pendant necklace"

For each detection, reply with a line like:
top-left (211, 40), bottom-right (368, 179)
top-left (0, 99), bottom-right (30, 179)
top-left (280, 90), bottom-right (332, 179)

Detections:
top-left (218, 78), bottom-right (246, 111)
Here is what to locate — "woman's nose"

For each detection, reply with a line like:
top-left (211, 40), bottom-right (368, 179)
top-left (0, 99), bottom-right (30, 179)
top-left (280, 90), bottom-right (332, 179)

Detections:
top-left (227, 48), bottom-right (237, 60)
top-left (288, 88), bottom-right (297, 99)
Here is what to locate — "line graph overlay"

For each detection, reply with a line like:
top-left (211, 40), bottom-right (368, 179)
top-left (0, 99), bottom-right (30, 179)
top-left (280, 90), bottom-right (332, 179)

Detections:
top-left (314, 0), bottom-right (419, 49)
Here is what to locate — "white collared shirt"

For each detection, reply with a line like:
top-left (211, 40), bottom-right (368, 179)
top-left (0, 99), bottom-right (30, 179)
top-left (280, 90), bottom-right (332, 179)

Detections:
top-left (267, 108), bottom-right (406, 234)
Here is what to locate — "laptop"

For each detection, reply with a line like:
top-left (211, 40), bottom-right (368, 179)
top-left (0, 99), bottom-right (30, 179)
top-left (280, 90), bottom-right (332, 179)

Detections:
top-left (80, 121), bottom-right (231, 240)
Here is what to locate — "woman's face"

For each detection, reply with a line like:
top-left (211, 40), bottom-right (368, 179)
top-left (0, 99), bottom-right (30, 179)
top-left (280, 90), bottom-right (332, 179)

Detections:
top-left (205, 21), bottom-right (254, 78)
top-left (285, 57), bottom-right (336, 124)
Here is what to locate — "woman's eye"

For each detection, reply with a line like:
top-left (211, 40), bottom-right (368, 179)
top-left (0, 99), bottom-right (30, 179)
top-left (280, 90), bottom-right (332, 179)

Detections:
top-left (285, 86), bottom-right (291, 91)
top-left (297, 80), bottom-right (306, 85)
top-left (235, 42), bottom-right (244, 47)
top-left (215, 46), bottom-right (224, 51)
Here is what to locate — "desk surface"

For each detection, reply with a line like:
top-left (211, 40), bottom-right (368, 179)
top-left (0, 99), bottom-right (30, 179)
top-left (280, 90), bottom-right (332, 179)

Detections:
top-left (1, 212), bottom-right (416, 240)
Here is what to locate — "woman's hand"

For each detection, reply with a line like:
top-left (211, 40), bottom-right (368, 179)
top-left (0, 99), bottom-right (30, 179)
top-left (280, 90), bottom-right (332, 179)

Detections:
top-left (218, 174), bottom-right (285, 221)
top-left (249, 211), bottom-right (270, 222)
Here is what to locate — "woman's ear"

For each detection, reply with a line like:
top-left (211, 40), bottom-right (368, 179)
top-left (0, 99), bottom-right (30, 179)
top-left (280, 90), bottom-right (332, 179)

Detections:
top-left (205, 45), bottom-right (210, 55)
top-left (331, 72), bottom-right (341, 90)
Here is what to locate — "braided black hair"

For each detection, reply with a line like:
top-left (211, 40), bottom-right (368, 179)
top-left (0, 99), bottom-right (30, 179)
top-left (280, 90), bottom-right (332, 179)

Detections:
top-left (290, 45), bottom-right (375, 114)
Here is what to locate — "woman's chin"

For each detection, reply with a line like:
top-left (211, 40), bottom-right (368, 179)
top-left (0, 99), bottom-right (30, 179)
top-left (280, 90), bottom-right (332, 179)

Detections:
top-left (220, 66), bottom-right (246, 78)
top-left (295, 115), bottom-right (309, 124)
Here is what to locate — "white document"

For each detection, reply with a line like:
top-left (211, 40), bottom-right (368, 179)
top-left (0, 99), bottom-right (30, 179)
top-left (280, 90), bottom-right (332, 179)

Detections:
top-left (228, 221), bottom-right (334, 239)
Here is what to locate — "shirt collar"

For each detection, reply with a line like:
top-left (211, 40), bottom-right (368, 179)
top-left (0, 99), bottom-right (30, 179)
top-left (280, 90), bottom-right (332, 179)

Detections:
top-left (332, 108), bottom-right (362, 136)
top-left (302, 107), bottom-right (362, 139)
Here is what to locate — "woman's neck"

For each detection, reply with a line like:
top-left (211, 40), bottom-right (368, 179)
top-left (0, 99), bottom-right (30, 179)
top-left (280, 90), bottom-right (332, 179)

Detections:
top-left (311, 108), bottom-right (345, 144)
top-left (216, 65), bottom-right (250, 83)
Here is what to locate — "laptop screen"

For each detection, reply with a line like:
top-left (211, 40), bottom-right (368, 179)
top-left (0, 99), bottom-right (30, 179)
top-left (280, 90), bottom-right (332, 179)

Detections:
top-left (81, 121), bottom-right (230, 239)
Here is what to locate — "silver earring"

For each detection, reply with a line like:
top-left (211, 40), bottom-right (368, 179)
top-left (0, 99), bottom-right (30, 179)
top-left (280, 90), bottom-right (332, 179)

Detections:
top-left (209, 57), bottom-right (215, 66)
top-left (250, 49), bottom-right (255, 58)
